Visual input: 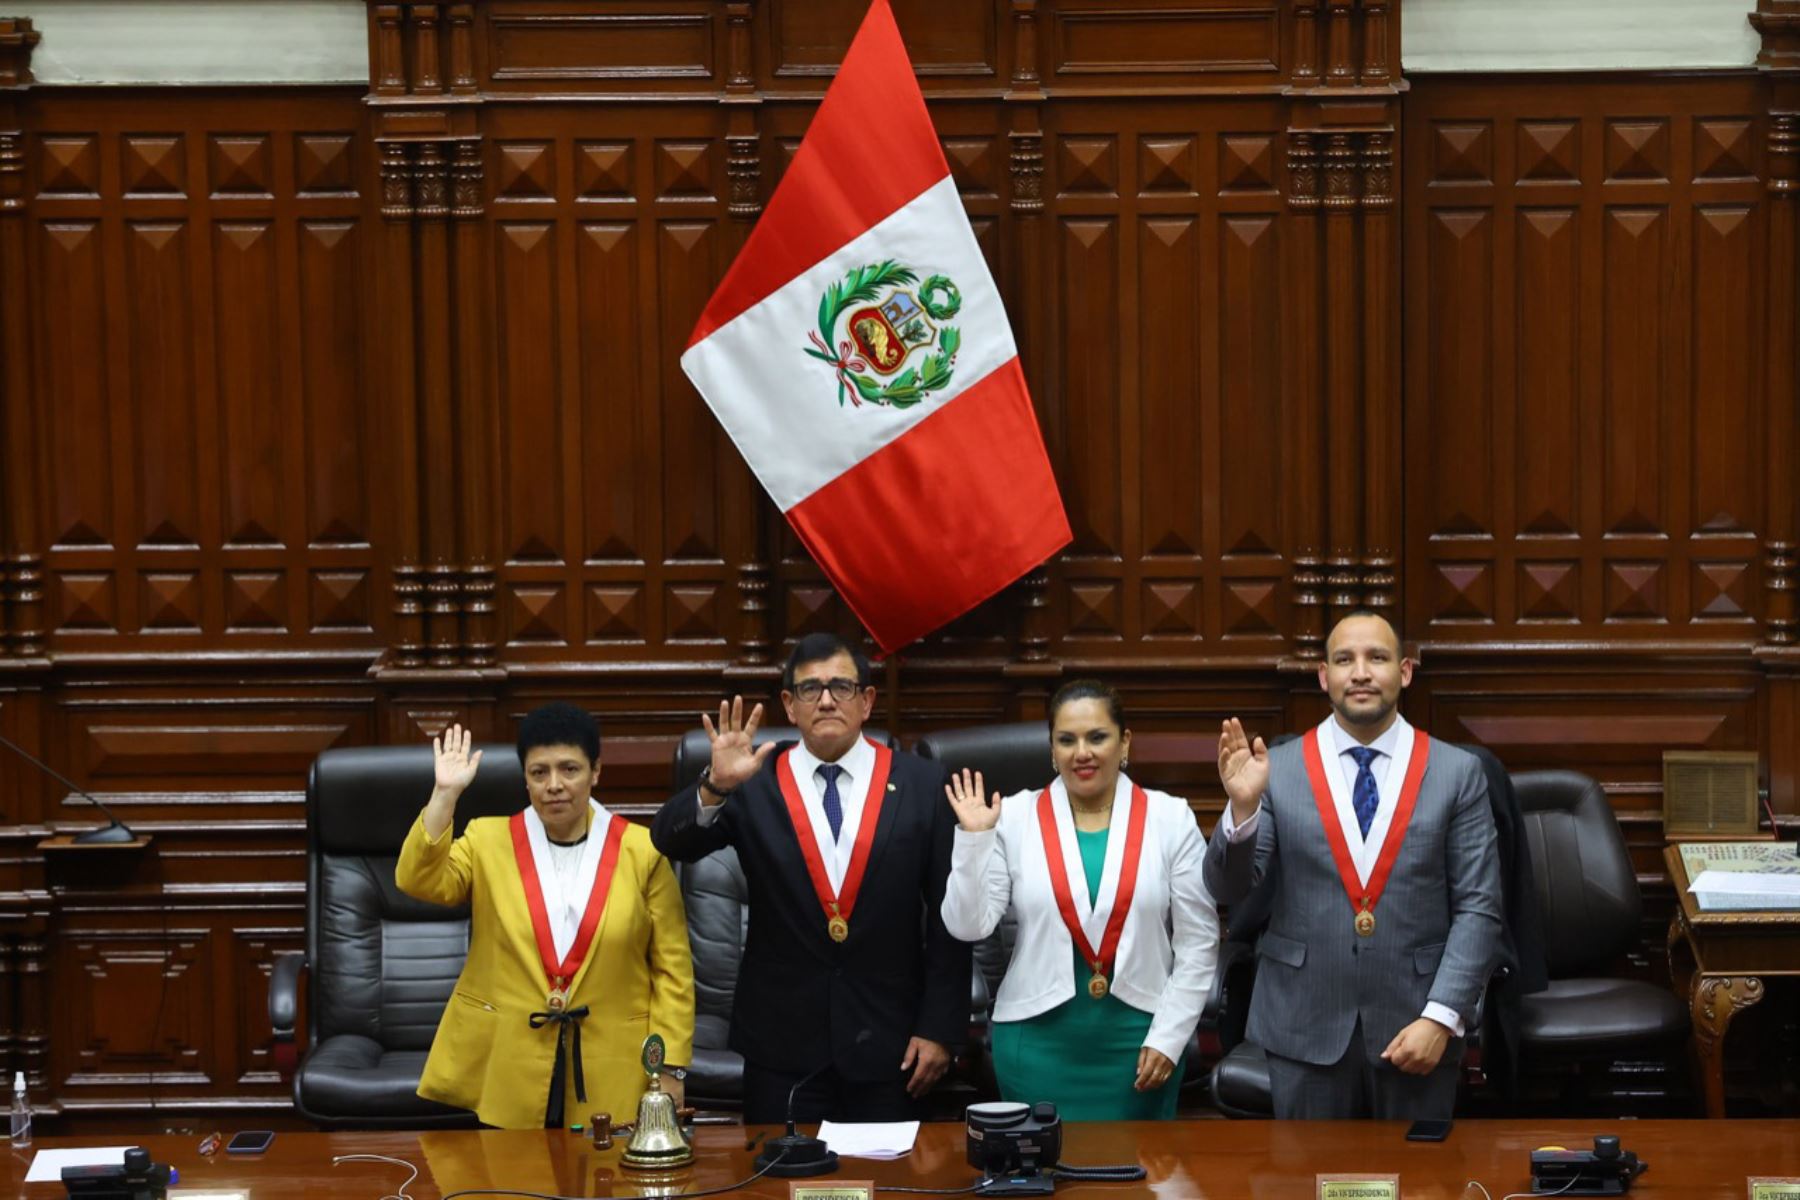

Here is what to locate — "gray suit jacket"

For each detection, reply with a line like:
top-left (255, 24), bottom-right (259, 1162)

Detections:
top-left (1203, 726), bottom-right (1502, 1067)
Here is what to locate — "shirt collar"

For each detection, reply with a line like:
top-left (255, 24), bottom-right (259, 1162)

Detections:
top-left (789, 733), bottom-right (874, 784)
top-left (1326, 710), bottom-right (1411, 761)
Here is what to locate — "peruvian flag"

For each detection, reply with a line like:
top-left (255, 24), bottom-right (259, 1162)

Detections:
top-left (681, 0), bottom-right (1070, 653)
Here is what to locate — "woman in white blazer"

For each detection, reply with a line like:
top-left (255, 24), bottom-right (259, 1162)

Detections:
top-left (941, 680), bottom-right (1220, 1119)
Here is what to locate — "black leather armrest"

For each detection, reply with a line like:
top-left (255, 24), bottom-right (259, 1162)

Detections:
top-left (1201, 939), bottom-right (1254, 1026)
top-left (269, 952), bottom-right (306, 1038)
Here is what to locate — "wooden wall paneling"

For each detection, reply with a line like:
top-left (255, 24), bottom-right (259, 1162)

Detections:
top-left (1403, 76), bottom-right (1769, 650)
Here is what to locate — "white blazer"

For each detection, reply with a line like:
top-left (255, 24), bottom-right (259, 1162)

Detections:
top-left (940, 774), bottom-right (1221, 1063)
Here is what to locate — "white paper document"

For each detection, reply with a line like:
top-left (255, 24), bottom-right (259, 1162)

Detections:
top-left (817, 1120), bottom-right (921, 1159)
top-left (25, 1146), bottom-right (132, 1182)
top-left (1690, 869), bottom-right (1800, 897)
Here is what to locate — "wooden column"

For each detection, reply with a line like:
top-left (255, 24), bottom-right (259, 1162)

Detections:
top-left (0, 19), bottom-right (40, 661)
top-left (1360, 129), bottom-right (1399, 615)
top-left (1004, 0), bottom-right (1059, 702)
top-left (722, 0), bottom-right (776, 679)
top-left (1284, 130), bottom-right (1327, 665)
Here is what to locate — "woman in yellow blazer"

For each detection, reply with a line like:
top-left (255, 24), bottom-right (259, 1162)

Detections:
top-left (396, 704), bottom-right (694, 1129)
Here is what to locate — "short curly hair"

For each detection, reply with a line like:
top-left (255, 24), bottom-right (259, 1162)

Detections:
top-left (516, 702), bottom-right (601, 767)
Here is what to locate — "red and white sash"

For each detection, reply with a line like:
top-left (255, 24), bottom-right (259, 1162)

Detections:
top-left (1301, 725), bottom-right (1430, 934)
top-left (776, 738), bottom-right (893, 942)
top-left (1037, 777), bottom-right (1148, 989)
top-left (510, 802), bottom-right (627, 1000)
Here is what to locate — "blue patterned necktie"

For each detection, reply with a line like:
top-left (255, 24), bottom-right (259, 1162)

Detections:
top-left (1347, 746), bottom-right (1380, 839)
top-left (818, 764), bottom-right (845, 842)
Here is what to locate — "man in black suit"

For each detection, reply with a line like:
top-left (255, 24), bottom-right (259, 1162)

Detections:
top-left (651, 632), bottom-right (970, 1124)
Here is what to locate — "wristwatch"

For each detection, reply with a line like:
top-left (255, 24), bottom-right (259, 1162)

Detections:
top-left (697, 766), bottom-right (730, 800)
top-left (663, 1064), bottom-right (689, 1081)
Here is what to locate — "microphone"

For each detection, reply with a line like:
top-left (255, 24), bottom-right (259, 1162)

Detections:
top-left (0, 730), bottom-right (138, 844)
top-left (754, 1061), bottom-right (839, 1178)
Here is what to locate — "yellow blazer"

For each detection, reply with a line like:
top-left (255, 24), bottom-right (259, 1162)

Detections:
top-left (395, 806), bottom-right (694, 1129)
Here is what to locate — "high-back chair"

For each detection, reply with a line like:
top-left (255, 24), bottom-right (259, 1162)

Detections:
top-left (270, 744), bottom-right (524, 1127)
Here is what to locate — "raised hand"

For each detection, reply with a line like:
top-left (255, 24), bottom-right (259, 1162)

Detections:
top-left (703, 695), bottom-right (777, 794)
top-left (944, 768), bottom-right (1000, 833)
top-left (1217, 717), bottom-right (1268, 818)
top-left (433, 723), bottom-right (483, 797)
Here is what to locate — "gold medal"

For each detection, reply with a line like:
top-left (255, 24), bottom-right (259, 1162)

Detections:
top-left (1087, 971), bottom-right (1109, 999)
top-left (1354, 907), bottom-right (1375, 938)
top-left (828, 913), bottom-right (850, 943)
top-left (547, 981), bottom-right (570, 1011)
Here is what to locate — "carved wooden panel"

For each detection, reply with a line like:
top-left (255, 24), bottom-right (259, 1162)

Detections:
top-left (23, 93), bottom-right (381, 657)
top-left (1404, 77), bottom-right (1767, 642)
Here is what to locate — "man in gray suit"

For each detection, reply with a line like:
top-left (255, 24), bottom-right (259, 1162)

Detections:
top-left (1206, 610), bottom-right (1501, 1119)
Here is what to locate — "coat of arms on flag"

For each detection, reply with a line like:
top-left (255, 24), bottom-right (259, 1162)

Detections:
top-left (680, 0), bottom-right (1070, 652)
top-left (807, 262), bottom-right (962, 408)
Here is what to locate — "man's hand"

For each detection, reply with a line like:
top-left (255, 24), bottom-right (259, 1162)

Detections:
top-left (900, 1036), bottom-right (950, 1098)
top-left (1380, 1017), bottom-right (1452, 1076)
top-left (702, 695), bottom-right (778, 799)
top-left (424, 723), bottom-right (482, 839)
top-left (663, 1074), bottom-right (686, 1110)
top-left (945, 768), bottom-right (1001, 833)
top-left (1133, 1046), bottom-right (1175, 1092)
top-left (1217, 717), bottom-right (1269, 823)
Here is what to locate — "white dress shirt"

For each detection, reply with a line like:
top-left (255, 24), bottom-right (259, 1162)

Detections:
top-left (1216, 713), bottom-right (1463, 1036)
top-left (695, 736), bottom-right (876, 894)
top-left (520, 798), bottom-right (607, 963)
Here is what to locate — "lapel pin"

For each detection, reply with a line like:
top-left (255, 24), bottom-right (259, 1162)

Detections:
top-left (887, 783), bottom-right (897, 792)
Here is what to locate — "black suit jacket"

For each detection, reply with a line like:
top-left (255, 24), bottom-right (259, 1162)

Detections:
top-left (651, 742), bottom-right (971, 1081)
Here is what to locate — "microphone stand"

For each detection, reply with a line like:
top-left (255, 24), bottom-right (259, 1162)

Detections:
top-left (0, 730), bottom-right (139, 844)
top-left (754, 1062), bottom-right (840, 1177)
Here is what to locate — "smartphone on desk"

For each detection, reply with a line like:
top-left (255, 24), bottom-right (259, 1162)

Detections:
top-left (1405, 1119), bottom-right (1453, 1142)
top-left (226, 1130), bottom-right (275, 1155)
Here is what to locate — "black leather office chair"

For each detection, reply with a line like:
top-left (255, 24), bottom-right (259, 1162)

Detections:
top-left (270, 744), bottom-right (525, 1128)
top-left (667, 725), bottom-right (897, 1111)
top-left (1510, 771), bottom-right (1689, 1105)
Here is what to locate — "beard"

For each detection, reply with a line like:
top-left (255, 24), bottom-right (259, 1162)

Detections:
top-left (1333, 691), bottom-right (1395, 728)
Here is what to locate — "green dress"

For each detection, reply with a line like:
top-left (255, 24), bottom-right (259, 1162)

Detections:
top-left (988, 825), bottom-right (1184, 1120)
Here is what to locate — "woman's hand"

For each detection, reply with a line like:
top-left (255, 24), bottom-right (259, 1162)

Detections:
top-left (944, 768), bottom-right (1000, 833)
top-left (433, 723), bottom-right (483, 796)
top-left (1133, 1046), bottom-right (1175, 1092)
top-left (424, 723), bottom-right (482, 839)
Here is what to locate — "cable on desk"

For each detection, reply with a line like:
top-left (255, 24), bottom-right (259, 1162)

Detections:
top-left (438, 1147), bottom-right (792, 1200)
top-left (1462, 1172), bottom-right (1586, 1200)
top-left (876, 1182), bottom-right (982, 1195)
top-left (333, 1152), bottom-right (421, 1200)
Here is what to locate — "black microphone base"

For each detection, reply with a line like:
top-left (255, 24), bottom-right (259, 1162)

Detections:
top-left (73, 822), bottom-right (137, 845)
top-left (756, 1134), bottom-right (839, 1177)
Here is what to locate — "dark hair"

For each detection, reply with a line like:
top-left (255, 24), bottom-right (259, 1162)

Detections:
top-left (1048, 679), bottom-right (1127, 732)
top-left (1327, 608), bottom-right (1402, 652)
top-left (783, 632), bottom-right (873, 691)
top-left (516, 702), bottom-right (601, 767)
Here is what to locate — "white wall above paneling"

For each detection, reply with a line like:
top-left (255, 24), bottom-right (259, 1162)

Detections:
top-left (3, 1), bottom-right (1770, 84)
top-left (1404, 0), bottom-right (1761, 72)
top-left (16, 1), bottom-right (368, 84)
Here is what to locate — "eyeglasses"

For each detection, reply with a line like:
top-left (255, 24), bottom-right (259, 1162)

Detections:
top-left (790, 677), bottom-right (862, 704)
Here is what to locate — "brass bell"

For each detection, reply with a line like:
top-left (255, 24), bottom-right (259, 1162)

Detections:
top-left (621, 1034), bottom-right (693, 1171)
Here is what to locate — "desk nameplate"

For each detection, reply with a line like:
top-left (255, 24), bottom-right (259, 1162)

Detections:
top-left (1750, 1178), bottom-right (1800, 1200)
top-left (791, 1182), bottom-right (875, 1200)
top-left (1318, 1175), bottom-right (1399, 1200)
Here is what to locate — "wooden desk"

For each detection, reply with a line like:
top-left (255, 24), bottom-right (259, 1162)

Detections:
top-left (1663, 844), bottom-right (1800, 1118)
top-left (10, 1120), bottom-right (1798, 1199)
